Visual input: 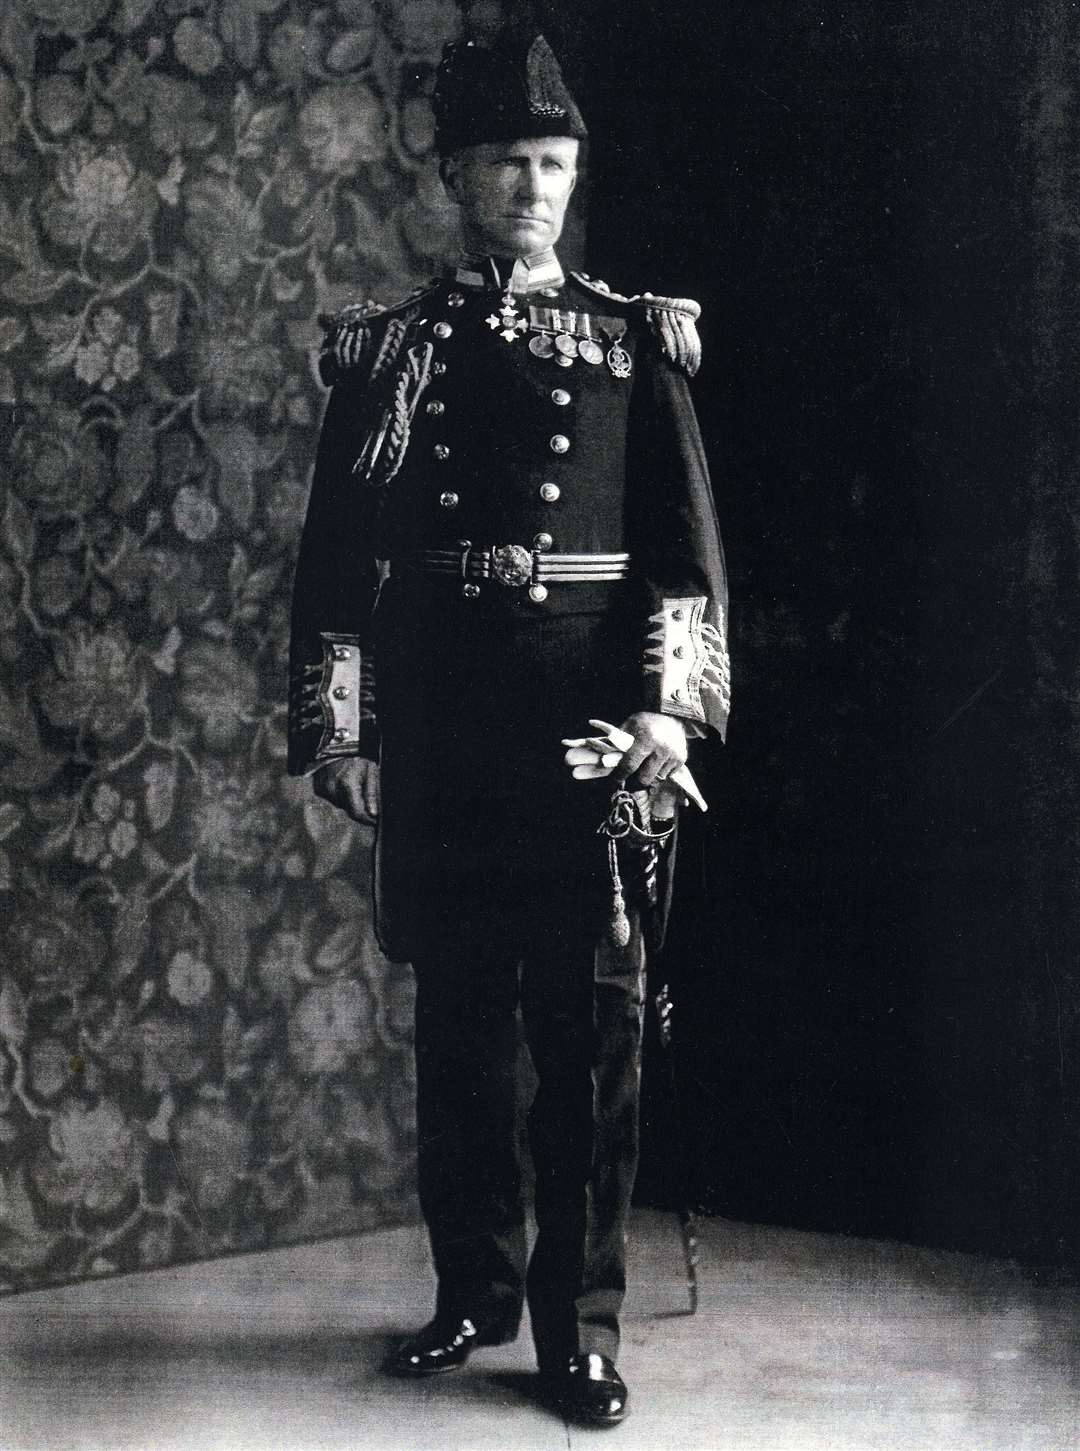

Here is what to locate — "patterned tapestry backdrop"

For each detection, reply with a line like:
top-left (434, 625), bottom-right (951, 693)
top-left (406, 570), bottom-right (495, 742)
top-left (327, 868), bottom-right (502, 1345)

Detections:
top-left (0, 0), bottom-right (508, 1293)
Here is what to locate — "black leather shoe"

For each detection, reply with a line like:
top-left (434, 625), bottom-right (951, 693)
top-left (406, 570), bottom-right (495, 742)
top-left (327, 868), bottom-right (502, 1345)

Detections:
top-left (550, 1353), bottom-right (630, 1425)
top-left (386, 1314), bottom-right (517, 1377)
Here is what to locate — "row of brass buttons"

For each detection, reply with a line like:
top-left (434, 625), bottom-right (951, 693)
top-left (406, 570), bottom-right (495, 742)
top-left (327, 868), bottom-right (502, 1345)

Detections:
top-left (462, 581), bottom-right (551, 604)
top-left (427, 302), bottom-right (572, 460)
top-left (428, 293), bottom-right (569, 603)
top-left (439, 482), bottom-right (561, 511)
top-left (433, 435), bottom-right (569, 463)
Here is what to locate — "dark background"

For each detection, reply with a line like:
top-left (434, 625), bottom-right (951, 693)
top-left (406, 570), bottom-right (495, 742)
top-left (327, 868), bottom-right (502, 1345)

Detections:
top-left (532, 0), bottom-right (1080, 1266)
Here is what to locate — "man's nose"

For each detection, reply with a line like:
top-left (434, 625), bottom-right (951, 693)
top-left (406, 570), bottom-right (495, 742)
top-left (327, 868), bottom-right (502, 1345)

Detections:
top-left (516, 164), bottom-right (544, 203)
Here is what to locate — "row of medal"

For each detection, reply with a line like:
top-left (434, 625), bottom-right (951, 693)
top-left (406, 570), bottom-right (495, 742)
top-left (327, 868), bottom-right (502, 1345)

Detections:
top-left (526, 330), bottom-right (632, 378)
top-left (483, 292), bottom-right (633, 376)
top-left (526, 303), bottom-right (631, 377)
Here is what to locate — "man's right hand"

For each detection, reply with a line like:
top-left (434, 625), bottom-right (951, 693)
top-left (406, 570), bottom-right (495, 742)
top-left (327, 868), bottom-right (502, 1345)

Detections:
top-left (312, 757), bottom-right (380, 825)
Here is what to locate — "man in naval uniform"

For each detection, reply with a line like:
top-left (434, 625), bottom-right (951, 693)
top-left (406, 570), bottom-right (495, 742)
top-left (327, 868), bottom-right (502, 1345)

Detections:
top-left (288, 30), bottom-right (729, 1427)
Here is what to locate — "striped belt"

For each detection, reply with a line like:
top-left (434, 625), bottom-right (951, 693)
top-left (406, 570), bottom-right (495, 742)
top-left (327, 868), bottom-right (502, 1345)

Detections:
top-left (389, 544), bottom-right (631, 597)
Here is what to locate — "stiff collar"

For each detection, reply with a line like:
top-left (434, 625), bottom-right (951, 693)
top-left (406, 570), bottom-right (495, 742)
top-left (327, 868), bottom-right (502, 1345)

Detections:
top-left (450, 250), bottom-right (565, 294)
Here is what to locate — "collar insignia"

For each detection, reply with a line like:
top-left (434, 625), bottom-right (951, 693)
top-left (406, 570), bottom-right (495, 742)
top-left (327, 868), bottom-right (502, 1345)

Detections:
top-left (452, 251), bottom-right (565, 294)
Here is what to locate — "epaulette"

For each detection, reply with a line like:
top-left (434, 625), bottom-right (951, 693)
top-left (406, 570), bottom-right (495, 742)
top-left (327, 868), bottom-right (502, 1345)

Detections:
top-left (317, 281), bottom-right (439, 386)
top-left (571, 272), bottom-right (703, 377)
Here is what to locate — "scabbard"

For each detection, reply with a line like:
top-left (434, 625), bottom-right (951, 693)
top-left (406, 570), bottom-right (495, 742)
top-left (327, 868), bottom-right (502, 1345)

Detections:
top-left (652, 982), bottom-right (699, 1315)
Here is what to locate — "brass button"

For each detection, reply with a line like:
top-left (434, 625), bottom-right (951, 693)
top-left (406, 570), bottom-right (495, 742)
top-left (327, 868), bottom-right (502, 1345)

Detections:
top-left (332, 685), bottom-right (349, 700)
top-left (550, 434), bottom-right (570, 454)
top-left (433, 321), bottom-right (453, 339)
top-left (673, 645), bottom-right (685, 659)
top-left (433, 361), bottom-right (447, 375)
top-left (462, 582), bottom-right (480, 600)
top-left (433, 443), bottom-right (450, 461)
top-left (332, 645), bottom-right (351, 661)
top-left (672, 607), bottom-right (685, 620)
top-left (447, 292), bottom-right (465, 307)
top-left (529, 584), bottom-right (549, 603)
top-left (551, 388), bottom-right (571, 406)
top-left (539, 482), bottom-right (561, 503)
top-left (333, 728), bottom-right (348, 742)
top-left (541, 287), bottom-right (559, 298)
top-left (426, 399), bottom-right (445, 416)
top-left (533, 532), bottom-right (553, 552)
top-left (439, 491), bottom-right (459, 510)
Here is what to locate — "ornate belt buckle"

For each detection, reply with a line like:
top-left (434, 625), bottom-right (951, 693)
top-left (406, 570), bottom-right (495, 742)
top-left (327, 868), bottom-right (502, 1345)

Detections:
top-left (491, 543), bottom-right (533, 588)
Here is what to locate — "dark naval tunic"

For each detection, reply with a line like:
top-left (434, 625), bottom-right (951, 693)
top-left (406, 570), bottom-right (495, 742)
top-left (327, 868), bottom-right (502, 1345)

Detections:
top-left (288, 251), bottom-right (730, 965)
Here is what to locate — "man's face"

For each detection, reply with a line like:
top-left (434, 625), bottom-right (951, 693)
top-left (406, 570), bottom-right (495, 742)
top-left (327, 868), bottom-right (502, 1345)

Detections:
top-left (443, 136), bottom-right (579, 256)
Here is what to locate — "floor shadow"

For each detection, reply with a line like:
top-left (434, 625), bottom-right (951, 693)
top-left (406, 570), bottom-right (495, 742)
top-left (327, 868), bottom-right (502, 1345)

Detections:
top-left (486, 1369), bottom-right (564, 1424)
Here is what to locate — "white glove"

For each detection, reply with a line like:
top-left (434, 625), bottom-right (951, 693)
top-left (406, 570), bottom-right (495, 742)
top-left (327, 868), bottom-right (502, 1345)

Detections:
top-left (562, 718), bottom-right (708, 812)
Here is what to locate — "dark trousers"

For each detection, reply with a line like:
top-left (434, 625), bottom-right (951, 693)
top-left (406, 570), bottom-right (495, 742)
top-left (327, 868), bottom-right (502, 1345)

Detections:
top-left (411, 912), bottom-right (647, 1367)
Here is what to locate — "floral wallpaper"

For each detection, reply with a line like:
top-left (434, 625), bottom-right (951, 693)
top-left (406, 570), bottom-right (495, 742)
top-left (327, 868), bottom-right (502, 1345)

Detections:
top-left (0, 0), bottom-right (489, 1293)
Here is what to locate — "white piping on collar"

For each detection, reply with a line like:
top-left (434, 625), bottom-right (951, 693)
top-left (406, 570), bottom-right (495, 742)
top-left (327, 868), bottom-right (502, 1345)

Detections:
top-left (451, 252), bottom-right (565, 293)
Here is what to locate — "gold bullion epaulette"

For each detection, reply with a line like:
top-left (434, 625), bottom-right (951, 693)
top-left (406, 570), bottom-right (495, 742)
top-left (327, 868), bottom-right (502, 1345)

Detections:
top-left (571, 273), bottom-right (703, 377)
top-left (317, 282), bottom-right (438, 386)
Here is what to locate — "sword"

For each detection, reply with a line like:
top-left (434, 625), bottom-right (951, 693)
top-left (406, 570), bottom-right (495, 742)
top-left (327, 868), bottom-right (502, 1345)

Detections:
top-left (564, 719), bottom-right (704, 1312)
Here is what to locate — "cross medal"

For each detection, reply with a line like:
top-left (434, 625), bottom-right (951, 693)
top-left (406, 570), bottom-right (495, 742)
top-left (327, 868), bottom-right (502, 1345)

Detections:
top-left (486, 290), bottom-right (527, 342)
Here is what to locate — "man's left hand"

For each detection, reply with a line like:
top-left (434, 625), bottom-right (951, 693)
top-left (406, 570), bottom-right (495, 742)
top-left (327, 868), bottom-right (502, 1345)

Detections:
top-left (611, 711), bottom-right (688, 788)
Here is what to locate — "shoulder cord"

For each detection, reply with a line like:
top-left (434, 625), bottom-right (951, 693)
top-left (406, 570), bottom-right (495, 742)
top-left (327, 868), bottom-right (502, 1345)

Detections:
top-left (378, 340), bottom-right (434, 487)
top-left (352, 338), bottom-right (435, 488)
top-left (369, 316), bottom-right (409, 386)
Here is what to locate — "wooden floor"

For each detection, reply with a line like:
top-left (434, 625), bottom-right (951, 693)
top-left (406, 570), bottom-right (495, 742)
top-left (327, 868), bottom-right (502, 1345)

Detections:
top-left (1, 1208), bottom-right (1077, 1450)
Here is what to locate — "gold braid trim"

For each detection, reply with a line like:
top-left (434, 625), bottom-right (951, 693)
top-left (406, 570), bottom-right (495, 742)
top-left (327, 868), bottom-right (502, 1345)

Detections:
top-left (570, 272), bottom-right (704, 376)
top-left (369, 316), bottom-right (409, 386)
top-left (379, 361), bottom-right (416, 487)
top-left (639, 293), bottom-right (702, 377)
top-left (317, 282), bottom-right (438, 386)
top-left (643, 596), bottom-right (729, 728)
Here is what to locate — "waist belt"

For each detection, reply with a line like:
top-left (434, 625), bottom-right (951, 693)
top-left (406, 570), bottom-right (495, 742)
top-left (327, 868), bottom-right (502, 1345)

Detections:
top-left (389, 544), bottom-right (631, 594)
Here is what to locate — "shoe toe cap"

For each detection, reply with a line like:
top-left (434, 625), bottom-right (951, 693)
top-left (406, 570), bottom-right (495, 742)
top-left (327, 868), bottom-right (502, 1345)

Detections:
top-left (561, 1355), bottom-right (630, 1423)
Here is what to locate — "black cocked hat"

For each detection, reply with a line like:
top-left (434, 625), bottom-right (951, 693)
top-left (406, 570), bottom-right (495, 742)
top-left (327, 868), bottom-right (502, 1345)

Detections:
top-left (433, 32), bottom-right (587, 156)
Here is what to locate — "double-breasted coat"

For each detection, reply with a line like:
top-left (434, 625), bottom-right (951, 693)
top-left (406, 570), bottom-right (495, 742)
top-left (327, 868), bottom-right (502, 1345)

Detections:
top-left (287, 254), bottom-right (730, 963)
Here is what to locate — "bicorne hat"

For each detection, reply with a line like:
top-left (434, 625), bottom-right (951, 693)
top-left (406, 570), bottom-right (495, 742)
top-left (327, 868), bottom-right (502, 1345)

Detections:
top-left (433, 31), bottom-right (587, 156)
